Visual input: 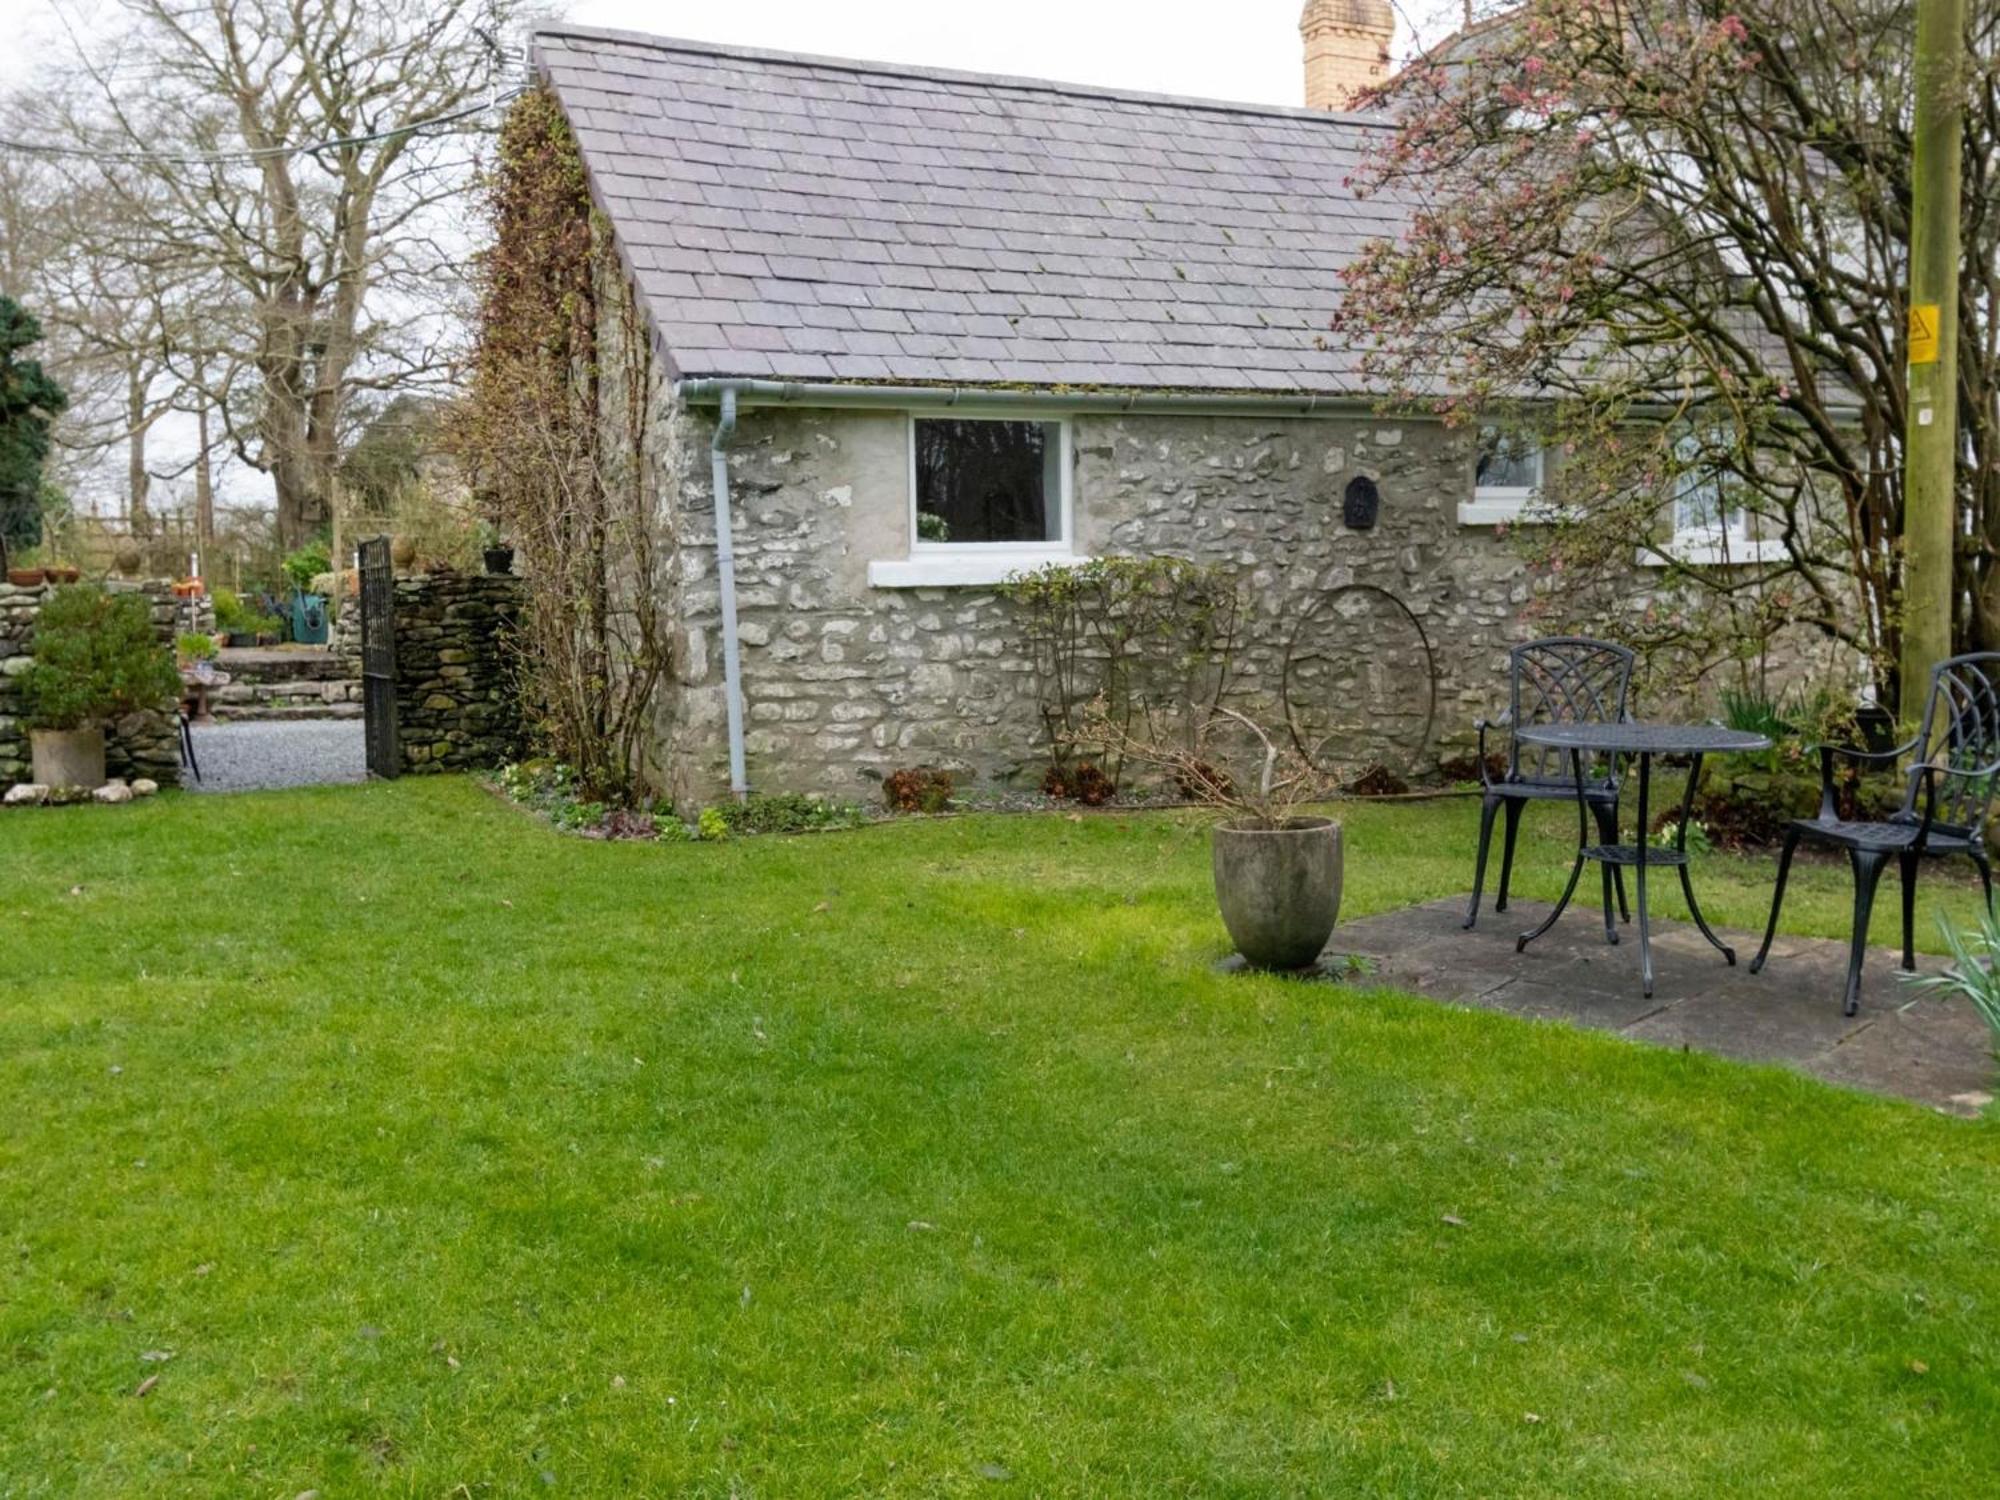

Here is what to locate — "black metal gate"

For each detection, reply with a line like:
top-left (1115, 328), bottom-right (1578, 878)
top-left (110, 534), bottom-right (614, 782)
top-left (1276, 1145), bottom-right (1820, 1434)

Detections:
top-left (358, 535), bottom-right (399, 779)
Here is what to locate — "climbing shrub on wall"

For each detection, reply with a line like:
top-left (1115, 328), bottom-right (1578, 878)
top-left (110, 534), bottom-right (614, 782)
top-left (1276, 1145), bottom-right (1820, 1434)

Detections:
top-left (1002, 556), bottom-right (1241, 793)
top-left (452, 88), bottom-right (670, 799)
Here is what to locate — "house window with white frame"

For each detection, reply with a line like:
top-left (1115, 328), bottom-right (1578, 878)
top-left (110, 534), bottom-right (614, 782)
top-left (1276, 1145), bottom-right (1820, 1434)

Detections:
top-left (912, 416), bottom-right (1067, 546)
top-left (1664, 434), bottom-right (1760, 562)
top-left (870, 414), bottom-right (1077, 587)
top-left (1458, 426), bottom-right (1545, 525)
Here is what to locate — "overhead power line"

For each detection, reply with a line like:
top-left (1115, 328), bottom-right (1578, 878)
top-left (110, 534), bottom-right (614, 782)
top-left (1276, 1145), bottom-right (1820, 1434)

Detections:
top-left (0, 87), bottom-right (529, 167)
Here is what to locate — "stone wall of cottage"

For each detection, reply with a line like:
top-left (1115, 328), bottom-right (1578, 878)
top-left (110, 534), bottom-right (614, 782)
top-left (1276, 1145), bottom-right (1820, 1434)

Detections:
top-left (390, 572), bottom-right (526, 774)
top-left (649, 400), bottom-right (1628, 807)
top-left (1, 580), bottom-right (191, 791)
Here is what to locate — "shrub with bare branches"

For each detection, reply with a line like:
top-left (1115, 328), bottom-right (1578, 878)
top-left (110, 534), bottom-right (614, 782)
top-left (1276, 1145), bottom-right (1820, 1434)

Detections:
top-left (1085, 699), bottom-right (1337, 829)
top-left (450, 89), bottom-right (672, 801)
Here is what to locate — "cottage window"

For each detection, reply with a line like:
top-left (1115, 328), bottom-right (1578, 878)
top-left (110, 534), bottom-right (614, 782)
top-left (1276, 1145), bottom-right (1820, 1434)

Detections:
top-left (912, 417), bottom-right (1067, 546)
top-left (1637, 433), bottom-right (1783, 566)
top-left (1458, 426), bottom-right (1546, 526)
top-left (869, 413), bottom-right (1080, 587)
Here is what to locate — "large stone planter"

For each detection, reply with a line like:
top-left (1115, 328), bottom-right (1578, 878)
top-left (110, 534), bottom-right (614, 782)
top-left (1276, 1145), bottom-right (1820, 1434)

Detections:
top-left (1212, 817), bottom-right (1343, 970)
top-left (30, 726), bottom-right (107, 790)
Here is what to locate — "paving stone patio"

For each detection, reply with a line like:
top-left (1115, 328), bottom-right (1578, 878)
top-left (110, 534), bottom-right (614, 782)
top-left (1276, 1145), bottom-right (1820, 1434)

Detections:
top-left (1336, 897), bottom-right (1996, 1118)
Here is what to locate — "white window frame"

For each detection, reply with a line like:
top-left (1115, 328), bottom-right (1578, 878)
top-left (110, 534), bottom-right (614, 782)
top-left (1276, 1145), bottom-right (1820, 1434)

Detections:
top-left (868, 411), bottom-right (1086, 588)
top-left (1638, 436), bottom-right (1786, 567)
top-left (1458, 427), bottom-right (1548, 526)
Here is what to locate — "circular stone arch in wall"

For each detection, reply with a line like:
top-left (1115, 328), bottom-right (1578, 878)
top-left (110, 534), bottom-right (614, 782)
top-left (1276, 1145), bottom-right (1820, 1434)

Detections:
top-left (1282, 583), bottom-right (1439, 782)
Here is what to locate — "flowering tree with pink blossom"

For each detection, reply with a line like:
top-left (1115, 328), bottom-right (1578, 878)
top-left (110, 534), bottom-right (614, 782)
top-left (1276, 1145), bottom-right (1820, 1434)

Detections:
top-left (1336, 0), bottom-right (2000, 710)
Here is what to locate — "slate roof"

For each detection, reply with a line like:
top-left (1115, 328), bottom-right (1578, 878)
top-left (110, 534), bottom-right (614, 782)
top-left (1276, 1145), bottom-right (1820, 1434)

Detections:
top-left (532, 26), bottom-right (1412, 396)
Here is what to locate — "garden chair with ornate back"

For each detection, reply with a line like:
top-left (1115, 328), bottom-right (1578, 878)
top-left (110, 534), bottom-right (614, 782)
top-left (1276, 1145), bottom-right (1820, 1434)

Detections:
top-left (1464, 637), bottom-right (1637, 931)
top-left (1751, 653), bottom-right (2000, 1016)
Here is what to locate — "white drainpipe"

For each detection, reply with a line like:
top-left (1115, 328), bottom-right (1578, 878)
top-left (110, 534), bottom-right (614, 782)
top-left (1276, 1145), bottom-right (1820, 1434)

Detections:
top-left (709, 384), bottom-right (749, 798)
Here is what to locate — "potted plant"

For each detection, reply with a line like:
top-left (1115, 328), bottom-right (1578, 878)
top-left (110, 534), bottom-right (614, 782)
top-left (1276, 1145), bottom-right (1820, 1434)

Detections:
top-left (7, 565), bottom-right (45, 587)
top-left (175, 631), bottom-right (219, 667)
top-left (1092, 701), bottom-right (1343, 971)
top-left (19, 584), bottom-right (182, 790)
top-left (49, 563), bottom-right (80, 584)
top-left (479, 523), bottom-right (515, 576)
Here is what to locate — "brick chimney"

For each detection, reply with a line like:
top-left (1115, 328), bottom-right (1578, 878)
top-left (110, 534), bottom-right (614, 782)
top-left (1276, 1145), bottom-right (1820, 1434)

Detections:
top-left (1300, 0), bottom-right (1395, 110)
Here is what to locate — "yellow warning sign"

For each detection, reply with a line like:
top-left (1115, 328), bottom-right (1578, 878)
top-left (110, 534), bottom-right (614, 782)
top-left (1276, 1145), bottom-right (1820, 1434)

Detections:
top-left (1910, 303), bottom-right (1940, 365)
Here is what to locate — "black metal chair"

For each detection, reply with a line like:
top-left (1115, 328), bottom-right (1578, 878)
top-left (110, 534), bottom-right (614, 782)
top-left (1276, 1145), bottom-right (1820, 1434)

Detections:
top-left (1465, 637), bottom-right (1637, 930)
top-left (178, 706), bottom-right (201, 785)
top-left (1751, 653), bottom-right (2000, 1015)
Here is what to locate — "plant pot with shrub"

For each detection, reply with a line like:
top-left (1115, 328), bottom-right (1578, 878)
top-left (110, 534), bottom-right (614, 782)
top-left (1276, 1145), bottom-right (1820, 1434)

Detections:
top-left (1091, 701), bottom-right (1343, 972)
top-left (20, 584), bottom-right (182, 791)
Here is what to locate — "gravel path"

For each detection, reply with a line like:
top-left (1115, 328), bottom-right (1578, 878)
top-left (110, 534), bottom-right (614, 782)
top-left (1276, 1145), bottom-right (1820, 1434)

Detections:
top-left (186, 720), bottom-right (367, 793)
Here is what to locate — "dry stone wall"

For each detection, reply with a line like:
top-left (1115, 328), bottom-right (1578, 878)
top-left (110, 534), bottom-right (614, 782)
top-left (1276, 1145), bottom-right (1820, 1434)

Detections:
top-left (390, 572), bottom-right (525, 774)
top-left (0, 579), bottom-right (190, 791)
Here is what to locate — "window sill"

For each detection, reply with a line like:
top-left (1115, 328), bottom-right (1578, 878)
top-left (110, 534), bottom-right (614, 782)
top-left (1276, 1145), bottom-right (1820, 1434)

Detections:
top-left (1635, 537), bottom-right (1787, 568)
top-left (1459, 497), bottom-right (1537, 527)
top-left (1458, 497), bottom-right (1578, 527)
top-left (868, 551), bottom-right (1088, 588)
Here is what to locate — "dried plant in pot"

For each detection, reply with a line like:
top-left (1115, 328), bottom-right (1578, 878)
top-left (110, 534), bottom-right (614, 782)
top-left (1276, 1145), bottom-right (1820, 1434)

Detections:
top-left (1090, 701), bottom-right (1343, 971)
top-left (19, 584), bottom-right (181, 790)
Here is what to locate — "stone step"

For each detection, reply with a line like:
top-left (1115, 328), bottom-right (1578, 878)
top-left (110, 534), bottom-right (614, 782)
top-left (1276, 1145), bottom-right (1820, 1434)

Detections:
top-left (211, 702), bottom-right (364, 723)
top-left (212, 678), bottom-right (361, 704)
top-left (213, 647), bottom-right (356, 685)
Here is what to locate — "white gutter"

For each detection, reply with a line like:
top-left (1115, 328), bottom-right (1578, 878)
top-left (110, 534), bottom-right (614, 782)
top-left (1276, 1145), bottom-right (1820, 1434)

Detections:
top-left (675, 378), bottom-right (1367, 417)
top-left (673, 378), bottom-right (1861, 424)
top-left (709, 385), bottom-right (749, 798)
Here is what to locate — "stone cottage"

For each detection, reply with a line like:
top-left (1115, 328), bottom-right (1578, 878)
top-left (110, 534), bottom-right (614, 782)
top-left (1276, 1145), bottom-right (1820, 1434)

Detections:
top-left (531, 21), bottom-right (1773, 808)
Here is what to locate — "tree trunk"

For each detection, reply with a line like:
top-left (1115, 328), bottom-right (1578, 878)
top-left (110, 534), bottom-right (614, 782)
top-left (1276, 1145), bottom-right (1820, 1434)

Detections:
top-left (126, 367), bottom-right (150, 533)
top-left (193, 400), bottom-right (214, 548)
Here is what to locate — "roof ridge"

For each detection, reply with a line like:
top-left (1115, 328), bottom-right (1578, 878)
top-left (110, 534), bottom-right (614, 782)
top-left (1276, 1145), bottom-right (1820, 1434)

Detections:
top-left (530, 23), bottom-right (1399, 131)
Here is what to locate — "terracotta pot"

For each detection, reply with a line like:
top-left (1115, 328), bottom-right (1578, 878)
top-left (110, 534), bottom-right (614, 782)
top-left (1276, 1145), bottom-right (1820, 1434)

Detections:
top-left (1211, 817), bottom-right (1344, 971)
top-left (391, 535), bottom-right (419, 569)
top-left (30, 726), bottom-right (107, 791)
top-left (51, 565), bottom-right (81, 583)
top-left (7, 568), bottom-right (46, 587)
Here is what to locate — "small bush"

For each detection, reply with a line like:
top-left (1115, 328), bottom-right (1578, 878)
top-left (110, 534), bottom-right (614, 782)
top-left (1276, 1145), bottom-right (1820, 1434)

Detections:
top-left (1437, 751), bottom-right (1507, 785)
top-left (213, 588), bottom-right (282, 639)
top-left (594, 808), bottom-right (656, 841)
top-left (696, 806), bottom-right (731, 842)
top-left (710, 792), bottom-right (867, 836)
top-left (1347, 764), bottom-right (1410, 798)
top-left (1042, 762), bottom-right (1115, 806)
top-left (499, 759), bottom-right (607, 833)
top-left (883, 766), bottom-right (955, 814)
top-left (283, 541), bottom-right (331, 594)
top-left (1681, 767), bottom-right (1898, 850)
top-left (176, 632), bottom-right (218, 662)
top-left (20, 585), bottom-right (180, 731)
top-left (1174, 759), bottom-right (1235, 802)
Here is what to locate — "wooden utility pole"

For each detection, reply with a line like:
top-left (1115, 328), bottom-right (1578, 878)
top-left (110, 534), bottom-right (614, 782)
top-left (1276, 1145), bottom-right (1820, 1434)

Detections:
top-left (1899, 0), bottom-right (1965, 712)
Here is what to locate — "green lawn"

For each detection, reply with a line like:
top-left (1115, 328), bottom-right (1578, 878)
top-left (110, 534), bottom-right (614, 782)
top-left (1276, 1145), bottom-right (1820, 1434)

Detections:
top-left (2, 779), bottom-right (1996, 1496)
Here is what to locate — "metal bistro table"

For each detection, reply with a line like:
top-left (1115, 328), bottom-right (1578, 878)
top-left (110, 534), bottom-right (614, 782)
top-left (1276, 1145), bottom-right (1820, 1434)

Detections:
top-left (1512, 722), bottom-right (1773, 997)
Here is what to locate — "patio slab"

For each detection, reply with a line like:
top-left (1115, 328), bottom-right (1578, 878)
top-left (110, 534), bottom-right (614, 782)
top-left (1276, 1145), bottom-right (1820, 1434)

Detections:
top-left (1335, 897), bottom-right (1995, 1117)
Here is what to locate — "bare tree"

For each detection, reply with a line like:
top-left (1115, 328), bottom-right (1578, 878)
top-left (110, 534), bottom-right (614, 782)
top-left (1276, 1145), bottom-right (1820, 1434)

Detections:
top-left (18, 0), bottom-right (521, 546)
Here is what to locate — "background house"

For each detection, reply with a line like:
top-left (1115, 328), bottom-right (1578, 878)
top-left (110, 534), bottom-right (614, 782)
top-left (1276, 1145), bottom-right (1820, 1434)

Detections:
top-left (531, 21), bottom-right (1765, 808)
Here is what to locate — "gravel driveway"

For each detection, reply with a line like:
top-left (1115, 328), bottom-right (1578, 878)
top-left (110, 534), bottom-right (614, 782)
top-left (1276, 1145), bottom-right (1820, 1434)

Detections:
top-left (185, 720), bottom-right (367, 793)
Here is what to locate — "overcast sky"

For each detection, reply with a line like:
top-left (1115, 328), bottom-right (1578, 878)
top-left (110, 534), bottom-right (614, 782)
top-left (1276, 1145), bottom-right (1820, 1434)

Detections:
top-left (4, 0), bottom-right (1437, 100)
top-left (558, 0), bottom-right (1423, 109)
top-left (2, 0), bottom-right (1448, 520)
